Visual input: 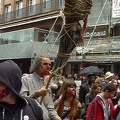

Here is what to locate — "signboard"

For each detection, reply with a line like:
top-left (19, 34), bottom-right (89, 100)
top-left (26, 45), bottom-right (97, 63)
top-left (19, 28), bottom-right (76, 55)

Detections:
top-left (84, 26), bottom-right (108, 39)
top-left (112, 0), bottom-right (120, 18)
top-left (85, 55), bottom-right (120, 60)
top-left (84, 31), bottom-right (106, 38)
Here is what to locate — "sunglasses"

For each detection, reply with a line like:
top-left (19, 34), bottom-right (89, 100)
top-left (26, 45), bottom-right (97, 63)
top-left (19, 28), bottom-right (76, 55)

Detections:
top-left (41, 63), bottom-right (51, 66)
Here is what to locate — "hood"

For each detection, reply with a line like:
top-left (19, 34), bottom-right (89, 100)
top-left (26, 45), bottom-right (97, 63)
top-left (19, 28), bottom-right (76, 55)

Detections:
top-left (0, 60), bottom-right (26, 105)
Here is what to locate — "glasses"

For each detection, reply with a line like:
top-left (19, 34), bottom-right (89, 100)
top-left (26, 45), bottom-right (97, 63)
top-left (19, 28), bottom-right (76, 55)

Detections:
top-left (41, 63), bottom-right (51, 66)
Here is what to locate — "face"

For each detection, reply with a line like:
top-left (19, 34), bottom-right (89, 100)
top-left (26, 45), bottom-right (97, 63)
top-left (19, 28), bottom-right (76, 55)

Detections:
top-left (36, 57), bottom-right (51, 77)
top-left (113, 80), bottom-right (117, 86)
top-left (105, 90), bottom-right (116, 99)
top-left (88, 75), bottom-right (96, 84)
top-left (67, 85), bottom-right (76, 96)
top-left (95, 86), bottom-right (101, 94)
top-left (0, 82), bottom-right (10, 101)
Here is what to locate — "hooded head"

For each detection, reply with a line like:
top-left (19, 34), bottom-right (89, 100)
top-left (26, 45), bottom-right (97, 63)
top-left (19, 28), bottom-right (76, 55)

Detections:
top-left (0, 60), bottom-right (25, 102)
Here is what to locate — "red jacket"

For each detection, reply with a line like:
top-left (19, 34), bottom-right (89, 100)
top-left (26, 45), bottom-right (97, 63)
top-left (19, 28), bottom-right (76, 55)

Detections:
top-left (86, 96), bottom-right (120, 120)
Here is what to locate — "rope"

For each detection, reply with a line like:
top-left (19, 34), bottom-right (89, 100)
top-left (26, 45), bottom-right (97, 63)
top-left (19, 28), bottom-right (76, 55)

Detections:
top-left (58, 51), bottom-right (72, 57)
top-left (85, 0), bottom-right (108, 50)
top-left (64, 0), bottom-right (92, 18)
top-left (36, 5), bottom-right (65, 57)
top-left (59, 22), bottom-right (80, 47)
top-left (36, 15), bottom-right (59, 57)
top-left (47, 10), bottom-right (65, 56)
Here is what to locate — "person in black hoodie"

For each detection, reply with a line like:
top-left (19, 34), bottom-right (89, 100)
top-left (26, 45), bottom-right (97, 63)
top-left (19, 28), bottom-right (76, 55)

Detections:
top-left (0, 60), bottom-right (43, 120)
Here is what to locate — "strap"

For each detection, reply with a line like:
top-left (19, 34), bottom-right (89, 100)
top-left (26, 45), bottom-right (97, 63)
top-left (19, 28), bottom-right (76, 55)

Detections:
top-left (25, 97), bottom-right (43, 120)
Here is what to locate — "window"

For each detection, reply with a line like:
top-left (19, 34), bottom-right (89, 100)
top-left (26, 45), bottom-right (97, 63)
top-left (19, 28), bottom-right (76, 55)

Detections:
top-left (59, 0), bottom-right (64, 6)
top-left (88, 0), bottom-right (110, 25)
top-left (59, 0), bottom-right (64, 9)
top-left (42, 0), bottom-right (51, 12)
top-left (5, 4), bottom-right (11, 21)
top-left (29, 0), bottom-right (36, 15)
top-left (0, 0), bottom-right (1, 12)
top-left (16, 1), bottom-right (23, 18)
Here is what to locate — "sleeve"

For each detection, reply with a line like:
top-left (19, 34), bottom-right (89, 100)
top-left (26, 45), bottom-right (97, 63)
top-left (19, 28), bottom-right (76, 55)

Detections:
top-left (47, 88), bottom-right (61, 120)
top-left (79, 86), bottom-right (85, 103)
top-left (38, 106), bottom-right (44, 120)
top-left (85, 93), bottom-right (90, 108)
top-left (54, 99), bottom-right (59, 108)
top-left (86, 100), bottom-right (96, 120)
top-left (77, 107), bottom-right (82, 119)
top-left (20, 76), bottom-right (30, 97)
top-left (110, 101), bottom-right (120, 119)
top-left (32, 99), bottom-right (44, 120)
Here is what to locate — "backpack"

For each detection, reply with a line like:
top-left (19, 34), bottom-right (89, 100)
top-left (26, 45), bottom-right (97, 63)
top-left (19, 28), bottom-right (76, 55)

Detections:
top-left (25, 97), bottom-right (43, 120)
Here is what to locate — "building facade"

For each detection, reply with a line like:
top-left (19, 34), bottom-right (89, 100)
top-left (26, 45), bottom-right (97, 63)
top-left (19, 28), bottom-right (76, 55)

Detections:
top-left (0, 0), bottom-right (120, 76)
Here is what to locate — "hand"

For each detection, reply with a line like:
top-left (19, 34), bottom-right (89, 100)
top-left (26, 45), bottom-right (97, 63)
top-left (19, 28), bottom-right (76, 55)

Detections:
top-left (36, 86), bottom-right (49, 97)
top-left (44, 75), bottom-right (50, 82)
top-left (57, 118), bottom-right (62, 120)
top-left (117, 98), bottom-right (120, 108)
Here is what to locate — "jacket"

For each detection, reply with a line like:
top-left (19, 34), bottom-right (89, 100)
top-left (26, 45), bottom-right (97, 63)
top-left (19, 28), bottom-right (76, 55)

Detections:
top-left (79, 82), bottom-right (90, 103)
top-left (86, 95), bottom-right (120, 120)
top-left (0, 98), bottom-right (43, 120)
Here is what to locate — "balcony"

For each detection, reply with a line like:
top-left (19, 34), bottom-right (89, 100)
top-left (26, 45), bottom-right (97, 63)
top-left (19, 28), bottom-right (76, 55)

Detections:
top-left (0, 27), bottom-right (59, 59)
top-left (0, 0), bottom-right (64, 24)
top-left (0, 0), bottom-right (120, 27)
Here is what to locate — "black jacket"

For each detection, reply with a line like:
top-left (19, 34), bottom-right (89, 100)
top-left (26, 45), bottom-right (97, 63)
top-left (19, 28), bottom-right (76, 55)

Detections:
top-left (0, 98), bottom-right (43, 120)
top-left (79, 82), bottom-right (90, 103)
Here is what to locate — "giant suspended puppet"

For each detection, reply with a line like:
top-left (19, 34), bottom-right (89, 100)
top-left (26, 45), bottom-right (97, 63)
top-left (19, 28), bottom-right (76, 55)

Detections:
top-left (41, 0), bottom-right (93, 104)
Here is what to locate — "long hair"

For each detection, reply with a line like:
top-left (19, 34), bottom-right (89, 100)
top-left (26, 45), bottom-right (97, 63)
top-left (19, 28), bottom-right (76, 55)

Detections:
top-left (56, 80), bottom-right (78, 120)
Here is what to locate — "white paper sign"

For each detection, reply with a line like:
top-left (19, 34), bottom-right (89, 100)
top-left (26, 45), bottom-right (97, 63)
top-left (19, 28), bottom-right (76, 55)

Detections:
top-left (112, 0), bottom-right (120, 18)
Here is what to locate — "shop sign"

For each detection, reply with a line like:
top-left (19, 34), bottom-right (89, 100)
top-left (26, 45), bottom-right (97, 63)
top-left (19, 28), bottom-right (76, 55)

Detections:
top-left (112, 0), bottom-right (120, 18)
top-left (85, 55), bottom-right (120, 60)
top-left (84, 31), bottom-right (106, 38)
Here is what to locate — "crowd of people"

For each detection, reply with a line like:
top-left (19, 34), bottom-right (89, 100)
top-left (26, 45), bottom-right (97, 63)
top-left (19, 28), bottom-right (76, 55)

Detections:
top-left (0, 56), bottom-right (120, 120)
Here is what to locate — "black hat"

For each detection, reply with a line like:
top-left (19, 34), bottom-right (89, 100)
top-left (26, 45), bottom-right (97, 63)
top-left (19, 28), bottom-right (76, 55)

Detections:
top-left (87, 73), bottom-right (96, 77)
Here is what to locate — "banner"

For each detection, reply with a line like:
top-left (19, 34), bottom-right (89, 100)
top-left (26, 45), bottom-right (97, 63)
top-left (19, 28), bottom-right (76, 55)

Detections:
top-left (112, 0), bottom-right (120, 18)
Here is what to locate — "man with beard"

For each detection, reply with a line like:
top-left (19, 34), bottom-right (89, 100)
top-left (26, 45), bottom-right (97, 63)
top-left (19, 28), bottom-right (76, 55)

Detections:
top-left (20, 56), bottom-right (61, 120)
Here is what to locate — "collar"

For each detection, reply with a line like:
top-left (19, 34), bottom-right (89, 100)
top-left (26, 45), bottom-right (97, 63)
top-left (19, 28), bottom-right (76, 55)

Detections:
top-left (33, 72), bottom-right (44, 81)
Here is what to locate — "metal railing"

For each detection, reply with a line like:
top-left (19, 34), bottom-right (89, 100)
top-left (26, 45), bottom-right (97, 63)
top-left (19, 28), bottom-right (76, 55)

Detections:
top-left (0, 0), bottom-right (64, 24)
top-left (0, 0), bottom-right (120, 27)
top-left (0, 27), bottom-right (59, 45)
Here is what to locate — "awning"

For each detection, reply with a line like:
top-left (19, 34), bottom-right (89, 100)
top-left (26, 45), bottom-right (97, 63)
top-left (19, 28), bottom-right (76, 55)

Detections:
top-left (0, 41), bottom-right (58, 60)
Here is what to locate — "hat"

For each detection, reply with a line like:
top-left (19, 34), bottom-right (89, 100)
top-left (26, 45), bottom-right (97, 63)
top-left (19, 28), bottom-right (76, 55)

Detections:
top-left (87, 73), bottom-right (96, 77)
top-left (118, 80), bottom-right (120, 84)
top-left (105, 71), bottom-right (114, 79)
